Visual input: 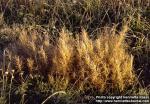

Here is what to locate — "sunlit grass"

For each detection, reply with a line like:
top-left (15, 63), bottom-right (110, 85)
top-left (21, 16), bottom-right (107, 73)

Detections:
top-left (0, 0), bottom-right (149, 104)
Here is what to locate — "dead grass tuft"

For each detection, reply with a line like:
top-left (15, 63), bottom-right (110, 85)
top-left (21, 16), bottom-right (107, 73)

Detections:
top-left (1, 26), bottom-right (136, 93)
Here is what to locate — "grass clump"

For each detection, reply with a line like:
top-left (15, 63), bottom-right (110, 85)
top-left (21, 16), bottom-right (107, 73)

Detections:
top-left (2, 25), bottom-right (136, 92)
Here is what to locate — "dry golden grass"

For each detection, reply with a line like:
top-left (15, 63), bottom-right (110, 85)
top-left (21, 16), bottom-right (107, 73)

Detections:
top-left (0, 1), bottom-right (149, 103)
top-left (2, 25), bottom-right (136, 93)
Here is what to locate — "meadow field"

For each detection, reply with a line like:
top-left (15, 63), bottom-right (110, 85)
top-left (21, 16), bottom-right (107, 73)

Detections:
top-left (0, 0), bottom-right (149, 104)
